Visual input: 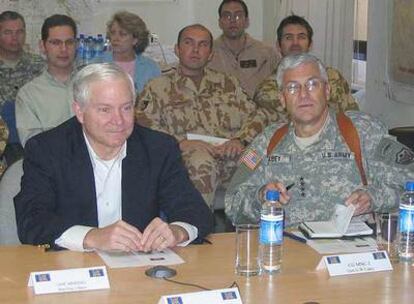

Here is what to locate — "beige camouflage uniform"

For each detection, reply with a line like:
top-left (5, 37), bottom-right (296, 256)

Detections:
top-left (0, 51), bottom-right (45, 110)
top-left (0, 115), bottom-right (9, 177)
top-left (253, 67), bottom-right (359, 124)
top-left (225, 110), bottom-right (414, 227)
top-left (136, 67), bottom-right (267, 208)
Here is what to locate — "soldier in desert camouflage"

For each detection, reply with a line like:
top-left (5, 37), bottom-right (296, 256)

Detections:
top-left (253, 14), bottom-right (358, 124)
top-left (225, 53), bottom-right (414, 227)
top-left (0, 115), bottom-right (9, 177)
top-left (136, 24), bottom-right (265, 209)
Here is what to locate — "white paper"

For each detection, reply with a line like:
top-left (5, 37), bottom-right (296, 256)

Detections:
top-left (158, 287), bottom-right (242, 304)
top-left (290, 230), bottom-right (378, 254)
top-left (98, 248), bottom-right (184, 268)
top-left (300, 204), bottom-right (372, 238)
top-left (307, 236), bottom-right (378, 254)
top-left (28, 266), bottom-right (109, 295)
top-left (186, 133), bottom-right (229, 145)
top-left (333, 204), bottom-right (355, 234)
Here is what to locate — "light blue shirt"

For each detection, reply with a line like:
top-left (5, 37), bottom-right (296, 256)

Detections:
top-left (101, 52), bottom-right (161, 94)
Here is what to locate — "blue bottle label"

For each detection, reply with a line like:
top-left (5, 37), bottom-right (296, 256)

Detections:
top-left (399, 205), bottom-right (414, 233)
top-left (260, 215), bottom-right (283, 245)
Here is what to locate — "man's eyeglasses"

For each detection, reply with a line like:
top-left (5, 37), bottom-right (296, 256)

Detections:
top-left (47, 39), bottom-right (77, 48)
top-left (282, 78), bottom-right (325, 96)
top-left (221, 12), bottom-right (245, 22)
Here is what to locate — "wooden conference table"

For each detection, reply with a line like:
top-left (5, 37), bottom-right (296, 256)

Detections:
top-left (0, 233), bottom-right (412, 304)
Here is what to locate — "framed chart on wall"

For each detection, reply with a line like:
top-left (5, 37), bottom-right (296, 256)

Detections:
top-left (387, 0), bottom-right (414, 104)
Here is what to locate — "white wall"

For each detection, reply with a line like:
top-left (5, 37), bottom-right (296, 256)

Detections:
top-left (363, 0), bottom-right (414, 128)
top-left (96, 0), bottom-right (264, 45)
top-left (0, 0), bottom-right (265, 50)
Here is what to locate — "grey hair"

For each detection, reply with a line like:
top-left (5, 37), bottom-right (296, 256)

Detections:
top-left (275, 53), bottom-right (328, 88)
top-left (73, 63), bottom-right (135, 107)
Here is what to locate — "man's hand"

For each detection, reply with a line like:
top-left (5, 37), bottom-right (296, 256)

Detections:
top-left (345, 190), bottom-right (373, 215)
top-left (83, 220), bottom-right (142, 252)
top-left (215, 139), bottom-right (244, 158)
top-left (260, 181), bottom-right (291, 205)
top-left (179, 139), bottom-right (216, 155)
top-left (141, 217), bottom-right (189, 252)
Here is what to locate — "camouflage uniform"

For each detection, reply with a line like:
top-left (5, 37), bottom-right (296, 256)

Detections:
top-left (0, 115), bottom-right (9, 177)
top-left (225, 110), bottom-right (414, 227)
top-left (253, 67), bottom-right (360, 124)
top-left (0, 51), bottom-right (45, 110)
top-left (136, 67), bottom-right (266, 208)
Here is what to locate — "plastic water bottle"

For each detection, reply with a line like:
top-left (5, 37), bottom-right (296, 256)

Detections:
top-left (259, 190), bottom-right (284, 273)
top-left (94, 34), bottom-right (105, 63)
top-left (398, 181), bottom-right (414, 262)
top-left (83, 36), bottom-right (95, 65)
top-left (76, 34), bottom-right (85, 67)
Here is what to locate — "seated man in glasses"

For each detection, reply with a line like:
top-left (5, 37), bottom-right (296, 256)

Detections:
top-left (225, 53), bottom-right (414, 227)
top-left (208, 0), bottom-right (279, 98)
top-left (253, 14), bottom-right (359, 124)
top-left (16, 14), bottom-right (77, 146)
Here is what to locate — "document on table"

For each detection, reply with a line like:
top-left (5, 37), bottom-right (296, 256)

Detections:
top-left (291, 230), bottom-right (378, 254)
top-left (186, 133), bottom-right (229, 145)
top-left (299, 204), bottom-right (373, 238)
top-left (98, 249), bottom-right (185, 268)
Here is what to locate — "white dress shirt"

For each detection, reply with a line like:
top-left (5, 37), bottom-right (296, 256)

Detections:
top-left (55, 133), bottom-right (197, 251)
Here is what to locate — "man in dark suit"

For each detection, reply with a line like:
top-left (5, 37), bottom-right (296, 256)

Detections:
top-left (15, 63), bottom-right (213, 252)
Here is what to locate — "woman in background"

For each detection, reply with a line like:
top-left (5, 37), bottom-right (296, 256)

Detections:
top-left (103, 11), bottom-right (161, 94)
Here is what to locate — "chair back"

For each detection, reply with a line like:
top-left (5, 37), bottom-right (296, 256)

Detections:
top-left (389, 127), bottom-right (414, 150)
top-left (0, 159), bottom-right (23, 245)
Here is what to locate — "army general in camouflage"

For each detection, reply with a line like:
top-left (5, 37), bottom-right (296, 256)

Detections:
top-left (0, 11), bottom-right (45, 110)
top-left (225, 53), bottom-right (414, 227)
top-left (253, 14), bottom-right (358, 124)
top-left (136, 24), bottom-right (266, 209)
top-left (0, 115), bottom-right (9, 177)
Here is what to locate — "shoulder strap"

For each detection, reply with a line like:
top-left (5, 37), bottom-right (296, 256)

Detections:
top-left (266, 124), bottom-right (289, 156)
top-left (266, 113), bottom-right (368, 186)
top-left (336, 112), bottom-right (368, 186)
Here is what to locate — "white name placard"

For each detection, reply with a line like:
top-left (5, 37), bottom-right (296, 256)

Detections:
top-left (316, 250), bottom-right (393, 276)
top-left (28, 266), bottom-right (110, 295)
top-left (158, 287), bottom-right (242, 304)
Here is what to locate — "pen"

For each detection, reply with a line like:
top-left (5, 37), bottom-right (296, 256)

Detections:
top-left (283, 231), bottom-right (307, 244)
top-left (286, 183), bottom-right (295, 191)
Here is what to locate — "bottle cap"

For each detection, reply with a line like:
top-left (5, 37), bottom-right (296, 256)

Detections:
top-left (405, 181), bottom-right (414, 191)
top-left (266, 190), bottom-right (280, 201)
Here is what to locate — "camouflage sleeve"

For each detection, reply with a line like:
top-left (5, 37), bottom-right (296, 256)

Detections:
top-left (327, 67), bottom-right (359, 112)
top-left (233, 80), bottom-right (270, 144)
top-left (0, 115), bottom-right (9, 177)
top-left (252, 76), bottom-right (289, 125)
top-left (135, 83), bottom-right (184, 142)
top-left (225, 125), bottom-right (278, 224)
top-left (349, 112), bottom-right (414, 212)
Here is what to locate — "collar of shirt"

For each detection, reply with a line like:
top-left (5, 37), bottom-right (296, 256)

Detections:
top-left (44, 68), bottom-right (76, 87)
top-left (83, 131), bottom-right (127, 227)
top-left (83, 130), bottom-right (127, 170)
top-left (294, 113), bottom-right (331, 150)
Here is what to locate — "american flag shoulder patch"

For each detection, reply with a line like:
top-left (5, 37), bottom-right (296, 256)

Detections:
top-left (240, 149), bottom-right (261, 170)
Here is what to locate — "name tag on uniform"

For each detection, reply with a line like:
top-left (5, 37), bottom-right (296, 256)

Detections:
top-left (240, 59), bottom-right (257, 68)
top-left (267, 155), bottom-right (291, 163)
top-left (321, 151), bottom-right (354, 160)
